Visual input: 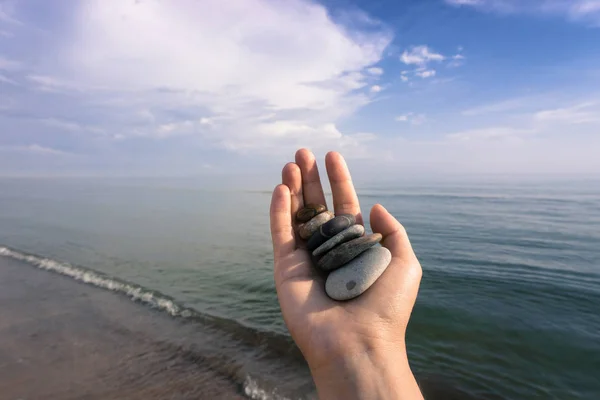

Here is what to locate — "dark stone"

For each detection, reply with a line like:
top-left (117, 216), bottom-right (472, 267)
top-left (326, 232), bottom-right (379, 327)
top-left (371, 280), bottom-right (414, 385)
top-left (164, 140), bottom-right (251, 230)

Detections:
top-left (306, 214), bottom-right (356, 251)
top-left (296, 204), bottom-right (327, 223)
top-left (317, 233), bottom-right (382, 272)
top-left (312, 224), bottom-right (364, 257)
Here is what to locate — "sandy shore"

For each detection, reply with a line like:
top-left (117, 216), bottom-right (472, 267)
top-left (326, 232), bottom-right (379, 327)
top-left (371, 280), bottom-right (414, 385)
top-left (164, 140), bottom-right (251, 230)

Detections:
top-left (0, 256), bottom-right (246, 400)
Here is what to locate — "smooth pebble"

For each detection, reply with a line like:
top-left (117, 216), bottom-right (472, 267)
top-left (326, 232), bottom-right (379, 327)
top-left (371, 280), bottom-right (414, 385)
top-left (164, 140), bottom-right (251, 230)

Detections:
top-left (296, 204), bottom-right (327, 223)
top-left (317, 233), bottom-right (382, 271)
top-left (312, 224), bottom-right (365, 257)
top-left (325, 246), bottom-right (392, 301)
top-left (306, 214), bottom-right (356, 251)
top-left (298, 211), bottom-right (334, 240)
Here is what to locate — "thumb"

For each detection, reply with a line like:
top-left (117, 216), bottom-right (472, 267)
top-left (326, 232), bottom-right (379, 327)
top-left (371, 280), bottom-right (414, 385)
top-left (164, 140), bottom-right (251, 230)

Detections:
top-left (370, 204), bottom-right (417, 263)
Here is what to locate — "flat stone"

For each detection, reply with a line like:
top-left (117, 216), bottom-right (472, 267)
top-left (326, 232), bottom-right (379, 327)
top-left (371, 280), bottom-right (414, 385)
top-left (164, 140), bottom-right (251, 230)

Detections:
top-left (312, 224), bottom-right (365, 257)
top-left (316, 233), bottom-right (382, 271)
top-left (298, 211), bottom-right (334, 240)
top-left (306, 214), bottom-right (356, 251)
top-left (296, 204), bottom-right (327, 223)
top-left (325, 246), bottom-right (392, 301)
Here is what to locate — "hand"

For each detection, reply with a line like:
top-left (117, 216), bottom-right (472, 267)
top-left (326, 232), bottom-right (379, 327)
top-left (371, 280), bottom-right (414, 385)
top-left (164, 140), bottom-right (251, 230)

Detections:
top-left (270, 149), bottom-right (424, 400)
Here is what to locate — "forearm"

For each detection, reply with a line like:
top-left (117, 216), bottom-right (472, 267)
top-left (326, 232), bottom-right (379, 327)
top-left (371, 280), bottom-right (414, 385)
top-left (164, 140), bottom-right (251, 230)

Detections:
top-left (309, 342), bottom-right (424, 400)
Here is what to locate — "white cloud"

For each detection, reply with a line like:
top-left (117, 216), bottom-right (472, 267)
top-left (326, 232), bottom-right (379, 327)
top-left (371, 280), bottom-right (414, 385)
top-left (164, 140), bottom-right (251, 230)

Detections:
top-left (416, 69), bottom-right (436, 78)
top-left (0, 144), bottom-right (71, 156)
top-left (370, 84), bottom-right (382, 93)
top-left (0, 30), bottom-right (13, 38)
top-left (450, 100), bottom-right (600, 142)
top-left (395, 112), bottom-right (427, 125)
top-left (367, 67), bottom-right (384, 75)
top-left (534, 102), bottom-right (599, 124)
top-left (36, 0), bottom-right (393, 152)
top-left (445, 0), bottom-right (600, 25)
top-left (400, 45), bottom-right (445, 66)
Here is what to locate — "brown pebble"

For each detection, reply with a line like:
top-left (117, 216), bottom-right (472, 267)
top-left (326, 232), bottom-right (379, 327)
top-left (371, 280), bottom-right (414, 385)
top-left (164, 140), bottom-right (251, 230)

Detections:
top-left (296, 204), bottom-right (327, 223)
top-left (298, 211), bottom-right (334, 240)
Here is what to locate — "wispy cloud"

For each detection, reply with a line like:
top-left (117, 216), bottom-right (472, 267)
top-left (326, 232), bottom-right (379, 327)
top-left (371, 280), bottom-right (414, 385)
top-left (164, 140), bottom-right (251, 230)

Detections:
top-left (445, 0), bottom-right (600, 25)
top-left (0, 2), bottom-right (23, 26)
top-left (0, 56), bottom-right (20, 70)
top-left (0, 144), bottom-right (71, 156)
top-left (447, 126), bottom-right (535, 141)
top-left (461, 96), bottom-right (534, 116)
top-left (400, 45), bottom-right (464, 80)
top-left (534, 102), bottom-right (600, 124)
top-left (450, 100), bottom-right (600, 142)
top-left (416, 69), bottom-right (436, 78)
top-left (41, 118), bottom-right (105, 135)
top-left (395, 112), bottom-right (427, 125)
top-left (401, 45), bottom-right (445, 66)
top-left (0, 73), bottom-right (17, 85)
top-left (367, 67), bottom-right (384, 76)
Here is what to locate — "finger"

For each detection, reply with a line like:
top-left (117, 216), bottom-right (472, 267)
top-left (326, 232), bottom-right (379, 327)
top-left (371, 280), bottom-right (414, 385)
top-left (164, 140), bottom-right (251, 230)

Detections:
top-left (370, 204), bottom-right (415, 261)
top-left (325, 151), bottom-right (363, 225)
top-left (295, 148), bottom-right (327, 207)
top-left (270, 184), bottom-right (296, 259)
top-left (282, 162), bottom-right (304, 220)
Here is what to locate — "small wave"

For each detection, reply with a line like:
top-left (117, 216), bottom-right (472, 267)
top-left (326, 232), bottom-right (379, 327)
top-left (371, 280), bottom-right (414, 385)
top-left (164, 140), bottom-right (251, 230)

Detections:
top-left (0, 245), bottom-right (308, 400)
top-left (243, 375), bottom-right (294, 400)
top-left (0, 246), bottom-right (194, 318)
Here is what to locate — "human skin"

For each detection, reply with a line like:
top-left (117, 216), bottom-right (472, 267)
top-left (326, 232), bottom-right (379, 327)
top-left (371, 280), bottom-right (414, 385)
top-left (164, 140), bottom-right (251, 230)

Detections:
top-left (269, 148), bottom-right (424, 400)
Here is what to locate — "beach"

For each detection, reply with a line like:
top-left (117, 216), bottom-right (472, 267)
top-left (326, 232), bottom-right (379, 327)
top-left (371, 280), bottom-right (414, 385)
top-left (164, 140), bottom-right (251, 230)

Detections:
top-left (0, 256), bottom-right (247, 400)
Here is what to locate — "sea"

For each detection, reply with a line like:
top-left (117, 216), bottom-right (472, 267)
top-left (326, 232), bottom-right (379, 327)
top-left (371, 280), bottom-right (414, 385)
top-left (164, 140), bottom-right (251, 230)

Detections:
top-left (0, 176), bottom-right (599, 399)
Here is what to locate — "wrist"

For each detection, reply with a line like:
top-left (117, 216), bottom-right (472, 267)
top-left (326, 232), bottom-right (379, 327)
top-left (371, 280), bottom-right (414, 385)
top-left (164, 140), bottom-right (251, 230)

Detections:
top-left (308, 337), bottom-right (423, 400)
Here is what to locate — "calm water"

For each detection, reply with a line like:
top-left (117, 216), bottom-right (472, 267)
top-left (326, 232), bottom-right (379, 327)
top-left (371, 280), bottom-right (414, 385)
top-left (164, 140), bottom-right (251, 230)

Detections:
top-left (1, 177), bottom-right (599, 399)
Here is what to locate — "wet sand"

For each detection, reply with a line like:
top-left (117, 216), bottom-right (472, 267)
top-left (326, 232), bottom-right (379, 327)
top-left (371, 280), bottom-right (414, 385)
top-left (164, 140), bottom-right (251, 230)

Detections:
top-left (0, 256), bottom-right (246, 400)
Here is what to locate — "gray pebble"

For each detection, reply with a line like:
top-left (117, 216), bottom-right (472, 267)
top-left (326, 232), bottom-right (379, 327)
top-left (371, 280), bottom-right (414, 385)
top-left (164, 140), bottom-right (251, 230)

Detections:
top-left (306, 214), bottom-right (356, 251)
top-left (312, 224), bottom-right (365, 257)
top-left (325, 246), bottom-right (392, 301)
top-left (298, 211), bottom-right (334, 240)
top-left (317, 233), bottom-right (382, 271)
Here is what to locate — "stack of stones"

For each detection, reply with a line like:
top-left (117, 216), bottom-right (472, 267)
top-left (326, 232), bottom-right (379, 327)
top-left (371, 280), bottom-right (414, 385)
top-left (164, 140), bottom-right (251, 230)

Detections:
top-left (296, 204), bottom-right (392, 301)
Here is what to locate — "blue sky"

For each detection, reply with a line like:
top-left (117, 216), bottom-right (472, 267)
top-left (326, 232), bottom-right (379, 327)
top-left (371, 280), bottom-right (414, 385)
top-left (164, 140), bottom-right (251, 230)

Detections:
top-left (1, 0), bottom-right (599, 178)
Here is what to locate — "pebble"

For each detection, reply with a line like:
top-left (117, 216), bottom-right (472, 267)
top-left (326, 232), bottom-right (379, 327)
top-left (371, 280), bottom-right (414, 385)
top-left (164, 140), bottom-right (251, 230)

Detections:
top-left (306, 214), bottom-right (356, 251)
top-left (296, 204), bottom-right (327, 223)
top-left (298, 211), bottom-right (334, 240)
top-left (317, 233), bottom-right (383, 272)
top-left (325, 246), bottom-right (392, 301)
top-left (312, 224), bottom-right (364, 257)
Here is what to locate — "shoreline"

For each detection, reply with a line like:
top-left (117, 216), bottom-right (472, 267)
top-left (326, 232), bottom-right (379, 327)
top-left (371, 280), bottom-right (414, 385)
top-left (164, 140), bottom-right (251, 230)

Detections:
top-left (0, 255), bottom-right (247, 400)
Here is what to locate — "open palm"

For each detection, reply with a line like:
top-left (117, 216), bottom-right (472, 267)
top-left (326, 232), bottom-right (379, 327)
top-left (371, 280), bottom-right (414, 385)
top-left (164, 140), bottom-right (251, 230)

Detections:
top-left (270, 149), bottom-right (423, 373)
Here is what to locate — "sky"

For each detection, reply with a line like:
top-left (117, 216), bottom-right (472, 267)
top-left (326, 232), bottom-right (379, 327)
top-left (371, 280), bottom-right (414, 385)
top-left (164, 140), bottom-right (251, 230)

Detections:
top-left (1, 0), bottom-right (600, 179)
